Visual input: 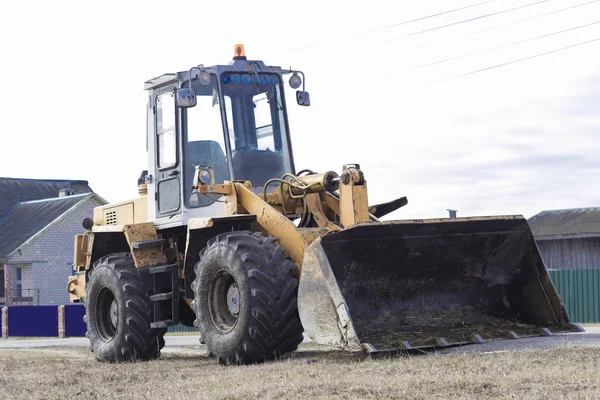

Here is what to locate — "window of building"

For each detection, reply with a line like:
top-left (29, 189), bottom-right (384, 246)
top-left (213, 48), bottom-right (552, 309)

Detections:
top-left (0, 268), bottom-right (5, 298)
top-left (13, 266), bottom-right (22, 297)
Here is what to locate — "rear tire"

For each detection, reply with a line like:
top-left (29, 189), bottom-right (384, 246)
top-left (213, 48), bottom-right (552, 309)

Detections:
top-left (192, 231), bottom-right (304, 365)
top-left (85, 253), bottom-right (166, 362)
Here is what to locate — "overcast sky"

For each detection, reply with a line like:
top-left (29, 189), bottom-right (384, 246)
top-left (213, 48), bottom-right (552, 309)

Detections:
top-left (1, 0), bottom-right (598, 220)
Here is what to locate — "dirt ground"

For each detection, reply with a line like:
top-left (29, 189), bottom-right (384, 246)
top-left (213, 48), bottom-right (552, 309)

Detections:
top-left (1, 342), bottom-right (599, 399)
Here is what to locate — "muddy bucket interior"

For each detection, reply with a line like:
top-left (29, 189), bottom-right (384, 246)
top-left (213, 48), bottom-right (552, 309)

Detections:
top-left (299, 216), bottom-right (575, 351)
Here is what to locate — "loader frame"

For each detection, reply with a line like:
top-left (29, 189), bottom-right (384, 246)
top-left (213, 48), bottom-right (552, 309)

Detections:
top-left (69, 165), bottom-right (373, 321)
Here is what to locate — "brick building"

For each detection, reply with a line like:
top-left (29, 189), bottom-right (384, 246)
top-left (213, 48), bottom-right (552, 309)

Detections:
top-left (0, 178), bottom-right (106, 306)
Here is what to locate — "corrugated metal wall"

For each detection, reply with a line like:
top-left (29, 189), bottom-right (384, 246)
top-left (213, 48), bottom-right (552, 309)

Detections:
top-left (549, 269), bottom-right (600, 323)
top-left (167, 323), bottom-right (197, 333)
top-left (7, 305), bottom-right (58, 336)
top-left (64, 304), bottom-right (86, 337)
top-left (538, 238), bottom-right (600, 270)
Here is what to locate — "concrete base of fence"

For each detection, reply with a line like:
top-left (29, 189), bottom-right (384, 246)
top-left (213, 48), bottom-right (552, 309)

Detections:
top-left (1, 307), bottom-right (7, 338)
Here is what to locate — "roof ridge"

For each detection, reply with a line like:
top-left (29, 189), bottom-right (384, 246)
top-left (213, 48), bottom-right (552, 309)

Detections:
top-left (537, 206), bottom-right (600, 214)
top-left (18, 193), bottom-right (91, 205)
top-left (0, 177), bottom-right (89, 183)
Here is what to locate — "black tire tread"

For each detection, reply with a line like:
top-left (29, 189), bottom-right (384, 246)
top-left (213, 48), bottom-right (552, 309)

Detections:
top-left (86, 252), bottom-right (166, 362)
top-left (191, 231), bottom-right (304, 365)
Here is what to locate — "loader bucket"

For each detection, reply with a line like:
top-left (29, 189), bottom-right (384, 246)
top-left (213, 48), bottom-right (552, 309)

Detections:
top-left (298, 216), bottom-right (581, 352)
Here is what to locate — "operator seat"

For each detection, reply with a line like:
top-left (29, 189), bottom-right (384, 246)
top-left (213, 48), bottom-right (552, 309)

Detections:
top-left (231, 148), bottom-right (285, 187)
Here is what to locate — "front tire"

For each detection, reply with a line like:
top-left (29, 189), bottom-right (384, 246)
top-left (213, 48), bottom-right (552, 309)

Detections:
top-left (192, 231), bottom-right (304, 365)
top-left (85, 253), bottom-right (165, 362)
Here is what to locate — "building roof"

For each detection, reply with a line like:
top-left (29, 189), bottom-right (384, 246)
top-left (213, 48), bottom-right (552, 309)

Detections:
top-left (0, 177), bottom-right (91, 220)
top-left (0, 193), bottom-right (98, 259)
top-left (528, 207), bottom-right (600, 240)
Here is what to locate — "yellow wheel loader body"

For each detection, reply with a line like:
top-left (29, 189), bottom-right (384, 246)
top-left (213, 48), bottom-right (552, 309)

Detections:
top-left (69, 46), bottom-right (580, 364)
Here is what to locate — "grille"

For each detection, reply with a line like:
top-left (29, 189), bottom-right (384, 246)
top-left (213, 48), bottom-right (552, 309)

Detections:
top-left (105, 211), bottom-right (117, 225)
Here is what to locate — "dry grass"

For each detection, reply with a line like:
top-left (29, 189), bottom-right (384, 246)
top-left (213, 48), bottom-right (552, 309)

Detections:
top-left (1, 343), bottom-right (599, 400)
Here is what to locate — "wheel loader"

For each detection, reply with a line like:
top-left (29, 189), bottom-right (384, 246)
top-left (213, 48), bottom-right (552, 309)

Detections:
top-left (67, 44), bottom-right (581, 364)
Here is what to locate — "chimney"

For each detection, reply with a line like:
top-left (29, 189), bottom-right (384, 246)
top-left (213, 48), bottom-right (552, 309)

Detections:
top-left (447, 209), bottom-right (457, 219)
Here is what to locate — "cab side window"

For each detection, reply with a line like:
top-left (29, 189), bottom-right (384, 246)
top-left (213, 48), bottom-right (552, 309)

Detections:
top-left (253, 93), bottom-right (275, 151)
top-left (156, 92), bottom-right (177, 169)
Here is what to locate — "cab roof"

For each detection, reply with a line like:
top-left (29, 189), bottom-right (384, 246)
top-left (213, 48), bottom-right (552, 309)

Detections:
top-left (144, 59), bottom-right (283, 90)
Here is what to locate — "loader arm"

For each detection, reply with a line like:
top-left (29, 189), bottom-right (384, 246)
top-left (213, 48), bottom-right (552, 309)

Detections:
top-left (202, 165), bottom-right (371, 269)
top-left (232, 181), bottom-right (323, 266)
top-left (208, 175), bottom-right (352, 265)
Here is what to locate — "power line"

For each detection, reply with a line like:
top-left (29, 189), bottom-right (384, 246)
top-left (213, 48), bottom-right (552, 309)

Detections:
top-left (410, 0), bottom-right (600, 51)
top-left (291, 0), bottom-right (598, 61)
top-left (432, 38), bottom-right (600, 83)
top-left (468, 0), bottom-right (600, 35)
top-left (361, 0), bottom-right (495, 34)
top-left (408, 20), bottom-right (600, 70)
top-left (293, 1), bottom-right (498, 52)
top-left (389, 0), bottom-right (550, 41)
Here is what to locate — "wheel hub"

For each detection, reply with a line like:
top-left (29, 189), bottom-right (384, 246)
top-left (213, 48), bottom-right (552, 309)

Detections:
top-left (208, 270), bottom-right (239, 333)
top-left (95, 287), bottom-right (118, 341)
top-left (109, 299), bottom-right (118, 327)
top-left (227, 284), bottom-right (240, 315)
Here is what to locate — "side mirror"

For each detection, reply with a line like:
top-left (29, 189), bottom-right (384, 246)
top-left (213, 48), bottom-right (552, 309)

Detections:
top-left (176, 88), bottom-right (197, 108)
top-left (296, 91), bottom-right (310, 107)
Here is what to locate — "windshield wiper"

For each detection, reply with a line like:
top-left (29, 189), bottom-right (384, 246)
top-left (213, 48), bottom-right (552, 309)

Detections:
top-left (249, 62), bottom-right (283, 111)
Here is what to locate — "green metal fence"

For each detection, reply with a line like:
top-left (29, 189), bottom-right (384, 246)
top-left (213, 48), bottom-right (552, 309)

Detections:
top-left (167, 323), bottom-right (198, 333)
top-left (548, 269), bottom-right (600, 323)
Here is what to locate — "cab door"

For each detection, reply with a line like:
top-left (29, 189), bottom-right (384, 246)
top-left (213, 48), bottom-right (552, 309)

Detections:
top-left (153, 88), bottom-right (182, 218)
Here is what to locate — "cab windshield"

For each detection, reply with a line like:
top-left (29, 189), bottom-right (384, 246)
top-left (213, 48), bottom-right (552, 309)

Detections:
top-left (221, 72), bottom-right (293, 187)
top-left (184, 76), bottom-right (230, 208)
top-left (183, 72), bottom-right (293, 208)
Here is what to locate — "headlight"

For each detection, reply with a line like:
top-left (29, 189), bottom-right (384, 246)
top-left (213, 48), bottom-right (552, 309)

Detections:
top-left (199, 168), bottom-right (211, 184)
top-left (198, 71), bottom-right (211, 86)
top-left (289, 73), bottom-right (302, 89)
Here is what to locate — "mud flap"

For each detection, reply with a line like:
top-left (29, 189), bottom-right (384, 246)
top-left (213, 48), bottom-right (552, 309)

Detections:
top-left (298, 216), bottom-right (579, 352)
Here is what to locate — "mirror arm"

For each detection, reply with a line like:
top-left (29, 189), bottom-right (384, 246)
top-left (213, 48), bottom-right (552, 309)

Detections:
top-left (297, 70), bottom-right (306, 92)
top-left (187, 65), bottom-right (204, 90)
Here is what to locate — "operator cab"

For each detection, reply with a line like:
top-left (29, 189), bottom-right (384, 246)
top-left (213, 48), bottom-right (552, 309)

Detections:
top-left (143, 45), bottom-right (310, 226)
